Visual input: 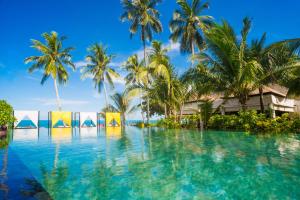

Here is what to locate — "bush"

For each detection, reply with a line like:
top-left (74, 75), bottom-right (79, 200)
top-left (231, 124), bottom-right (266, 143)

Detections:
top-left (156, 117), bottom-right (181, 129)
top-left (0, 100), bottom-right (15, 129)
top-left (291, 118), bottom-right (300, 133)
top-left (208, 110), bottom-right (300, 133)
top-left (181, 115), bottom-right (201, 128)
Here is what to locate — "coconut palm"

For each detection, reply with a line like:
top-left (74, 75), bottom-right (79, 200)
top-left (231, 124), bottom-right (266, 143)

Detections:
top-left (25, 31), bottom-right (75, 111)
top-left (124, 54), bottom-right (148, 123)
top-left (148, 41), bottom-right (171, 84)
top-left (169, 0), bottom-right (213, 64)
top-left (195, 18), bottom-right (262, 109)
top-left (107, 91), bottom-right (138, 126)
top-left (249, 33), bottom-right (300, 112)
top-left (81, 44), bottom-right (120, 108)
top-left (121, 0), bottom-right (163, 124)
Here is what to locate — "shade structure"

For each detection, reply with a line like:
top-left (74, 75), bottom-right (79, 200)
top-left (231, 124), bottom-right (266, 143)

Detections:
top-left (105, 112), bottom-right (121, 127)
top-left (14, 110), bottom-right (39, 129)
top-left (80, 112), bottom-right (97, 128)
top-left (50, 111), bottom-right (72, 128)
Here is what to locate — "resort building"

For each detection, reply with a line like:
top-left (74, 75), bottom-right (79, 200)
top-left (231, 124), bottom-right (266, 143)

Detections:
top-left (183, 84), bottom-right (300, 117)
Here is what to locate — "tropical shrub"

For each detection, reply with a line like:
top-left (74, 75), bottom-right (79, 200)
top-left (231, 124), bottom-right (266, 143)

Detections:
top-left (200, 101), bottom-right (213, 128)
top-left (291, 118), bottom-right (300, 133)
top-left (208, 110), bottom-right (300, 133)
top-left (156, 117), bottom-right (181, 129)
top-left (184, 115), bottom-right (201, 128)
top-left (0, 100), bottom-right (15, 129)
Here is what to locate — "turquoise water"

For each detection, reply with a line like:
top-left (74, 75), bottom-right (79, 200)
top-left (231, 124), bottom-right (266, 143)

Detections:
top-left (1, 127), bottom-right (300, 199)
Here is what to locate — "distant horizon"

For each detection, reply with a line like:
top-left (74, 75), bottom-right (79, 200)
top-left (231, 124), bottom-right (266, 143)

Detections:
top-left (1, 0), bottom-right (300, 119)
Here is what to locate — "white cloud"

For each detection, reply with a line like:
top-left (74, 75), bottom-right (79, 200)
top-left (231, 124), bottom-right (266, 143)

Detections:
top-left (74, 60), bottom-right (89, 69)
top-left (25, 75), bottom-right (40, 82)
top-left (134, 40), bottom-right (181, 60)
top-left (32, 98), bottom-right (89, 106)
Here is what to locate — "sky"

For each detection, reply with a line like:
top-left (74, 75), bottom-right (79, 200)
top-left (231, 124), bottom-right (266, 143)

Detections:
top-left (0, 0), bottom-right (300, 119)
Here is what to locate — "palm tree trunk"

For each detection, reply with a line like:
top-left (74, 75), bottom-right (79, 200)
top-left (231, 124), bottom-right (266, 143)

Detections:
top-left (164, 103), bottom-right (168, 119)
top-left (179, 103), bottom-right (184, 123)
top-left (191, 42), bottom-right (195, 67)
top-left (122, 114), bottom-right (126, 127)
top-left (139, 92), bottom-right (145, 123)
top-left (259, 86), bottom-right (265, 113)
top-left (142, 34), bottom-right (150, 125)
top-left (103, 82), bottom-right (109, 109)
top-left (53, 78), bottom-right (62, 111)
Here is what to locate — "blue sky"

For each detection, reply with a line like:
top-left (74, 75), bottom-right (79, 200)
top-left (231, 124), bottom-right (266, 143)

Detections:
top-left (0, 0), bottom-right (300, 119)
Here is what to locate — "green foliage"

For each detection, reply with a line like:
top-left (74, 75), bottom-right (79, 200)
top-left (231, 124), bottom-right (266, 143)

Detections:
top-left (156, 117), bottom-right (181, 129)
top-left (181, 115), bottom-right (201, 129)
top-left (0, 100), bottom-right (15, 127)
top-left (208, 110), bottom-right (300, 133)
top-left (200, 101), bottom-right (213, 128)
top-left (169, 0), bottom-right (213, 54)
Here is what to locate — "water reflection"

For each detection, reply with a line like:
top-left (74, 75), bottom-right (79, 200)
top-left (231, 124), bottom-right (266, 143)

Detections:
top-left (50, 128), bottom-right (72, 142)
top-left (105, 127), bottom-right (122, 139)
top-left (2, 128), bottom-right (300, 199)
top-left (79, 127), bottom-right (98, 138)
top-left (13, 128), bottom-right (38, 141)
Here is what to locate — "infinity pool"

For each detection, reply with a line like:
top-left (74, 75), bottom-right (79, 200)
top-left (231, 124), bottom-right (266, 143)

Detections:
top-left (1, 127), bottom-right (300, 199)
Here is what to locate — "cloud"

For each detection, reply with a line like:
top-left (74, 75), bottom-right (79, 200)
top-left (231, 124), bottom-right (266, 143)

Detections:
top-left (25, 75), bottom-right (40, 82)
top-left (32, 98), bottom-right (89, 106)
top-left (74, 60), bottom-right (89, 69)
top-left (134, 40), bottom-right (181, 60)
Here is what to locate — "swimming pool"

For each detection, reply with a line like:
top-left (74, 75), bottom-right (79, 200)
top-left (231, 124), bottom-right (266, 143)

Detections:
top-left (1, 127), bottom-right (300, 199)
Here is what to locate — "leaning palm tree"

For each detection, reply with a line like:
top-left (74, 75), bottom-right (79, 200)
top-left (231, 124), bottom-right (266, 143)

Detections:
top-left (81, 44), bottom-right (120, 108)
top-left (249, 34), bottom-right (300, 112)
top-left (148, 41), bottom-right (171, 84)
top-left (124, 54), bottom-right (148, 123)
top-left (169, 0), bottom-right (213, 64)
top-left (107, 91), bottom-right (138, 127)
top-left (196, 18), bottom-right (262, 109)
top-left (25, 31), bottom-right (75, 111)
top-left (121, 0), bottom-right (163, 124)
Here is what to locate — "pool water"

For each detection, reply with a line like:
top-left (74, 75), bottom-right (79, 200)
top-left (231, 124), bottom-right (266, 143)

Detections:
top-left (1, 127), bottom-right (300, 199)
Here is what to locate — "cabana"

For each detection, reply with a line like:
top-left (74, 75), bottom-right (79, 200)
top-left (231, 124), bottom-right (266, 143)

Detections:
top-left (49, 111), bottom-right (72, 128)
top-left (105, 112), bottom-right (121, 127)
top-left (14, 110), bottom-right (39, 129)
top-left (80, 112), bottom-right (97, 128)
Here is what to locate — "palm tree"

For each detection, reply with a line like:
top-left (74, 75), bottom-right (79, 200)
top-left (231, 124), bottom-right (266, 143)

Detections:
top-left (107, 91), bottom-right (138, 127)
top-left (25, 31), bottom-right (75, 111)
top-left (195, 18), bottom-right (262, 109)
top-left (124, 54), bottom-right (148, 123)
top-left (81, 44), bottom-right (120, 108)
top-left (249, 34), bottom-right (300, 112)
top-left (121, 0), bottom-right (163, 125)
top-left (169, 0), bottom-right (213, 65)
top-left (148, 41), bottom-right (171, 83)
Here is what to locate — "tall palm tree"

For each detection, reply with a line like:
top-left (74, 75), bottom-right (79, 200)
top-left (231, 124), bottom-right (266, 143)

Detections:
top-left (148, 41), bottom-right (171, 84)
top-left (107, 91), bottom-right (138, 127)
top-left (249, 34), bottom-right (300, 112)
top-left (195, 18), bottom-right (262, 109)
top-left (121, 0), bottom-right (163, 124)
top-left (81, 44), bottom-right (120, 108)
top-left (169, 0), bottom-right (213, 65)
top-left (25, 31), bottom-right (75, 111)
top-left (124, 54), bottom-right (148, 123)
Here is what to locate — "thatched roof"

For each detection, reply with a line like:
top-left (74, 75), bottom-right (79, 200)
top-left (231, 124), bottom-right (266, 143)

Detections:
top-left (186, 84), bottom-right (289, 103)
